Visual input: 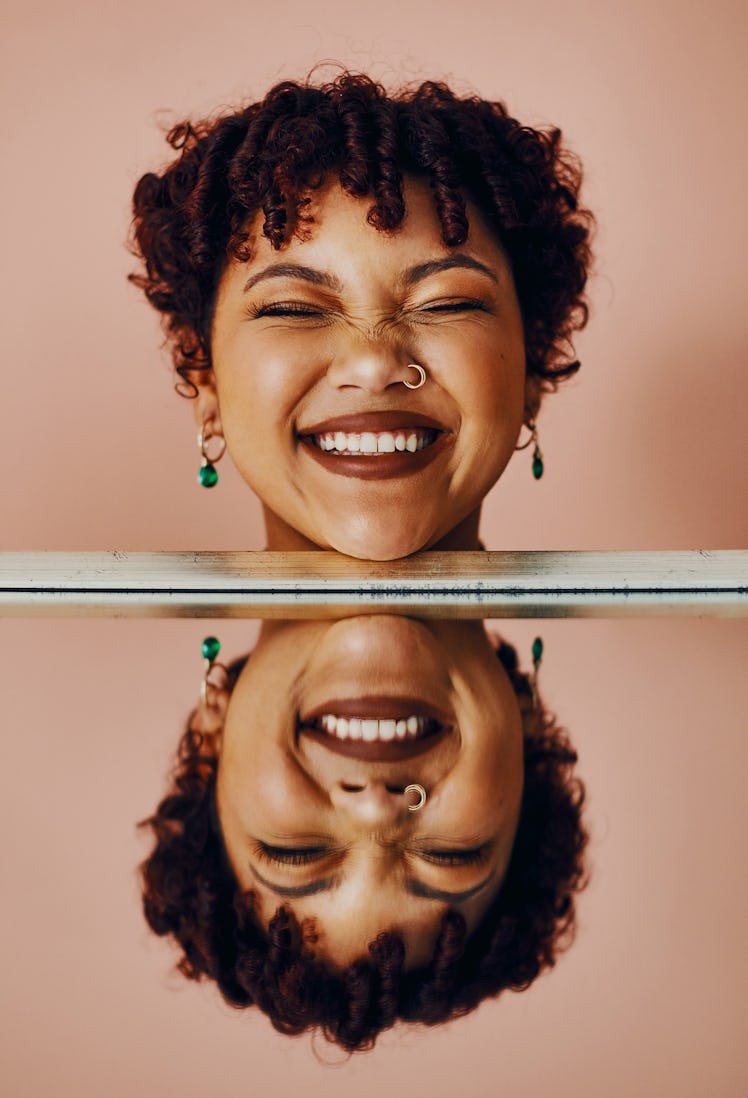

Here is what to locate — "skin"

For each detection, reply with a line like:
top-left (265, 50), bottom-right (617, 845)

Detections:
top-left (197, 175), bottom-right (536, 560)
top-left (203, 616), bottom-right (524, 971)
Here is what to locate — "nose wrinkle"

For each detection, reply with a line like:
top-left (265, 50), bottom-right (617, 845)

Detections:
top-left (329, 328), bottom-right (414, 390)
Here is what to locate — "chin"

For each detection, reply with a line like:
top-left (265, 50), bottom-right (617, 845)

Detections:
top-left (328, 526), bottom-right (435, 561)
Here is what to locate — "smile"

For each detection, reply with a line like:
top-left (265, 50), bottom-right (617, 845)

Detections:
top-left (314, 713), bottom-right (439, 742)
top-left (312, 428), bottom-right (437, 455)
top-left (298, 695), bottom-right (454, 761)
top-left (297, 412), bottom-right (451, 480)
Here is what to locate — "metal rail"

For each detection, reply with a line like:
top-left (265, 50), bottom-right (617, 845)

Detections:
top-left (0, 550), bottom-right (745, 618)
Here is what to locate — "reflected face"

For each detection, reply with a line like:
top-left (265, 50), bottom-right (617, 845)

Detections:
top-left (216, 617), bottom-right (524, 970)
top-left (209, 176), bottom-right (527, 559)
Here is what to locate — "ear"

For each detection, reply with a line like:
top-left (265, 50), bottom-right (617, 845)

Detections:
top-left (523, 372), bottom-right (543, 426)
top-left (191, 676), bottom-right (229, 757)
top-left (191, 371), bottom-right (224, 438)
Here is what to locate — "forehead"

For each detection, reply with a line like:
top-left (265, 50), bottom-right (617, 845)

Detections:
top-left (241, 173), bottom-right (506, 270)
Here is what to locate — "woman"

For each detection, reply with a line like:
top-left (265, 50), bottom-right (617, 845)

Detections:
top-left (130, 72), bottom-right (592, 559)
top-left (140, 617), bottom-right (587, 1051)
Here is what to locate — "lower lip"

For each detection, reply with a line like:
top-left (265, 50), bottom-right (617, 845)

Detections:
top-left (297, 432), bottom-right (452, 480)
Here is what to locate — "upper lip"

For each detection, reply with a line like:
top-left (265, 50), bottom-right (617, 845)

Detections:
top-left (298, 411), bottom-right (449, 436)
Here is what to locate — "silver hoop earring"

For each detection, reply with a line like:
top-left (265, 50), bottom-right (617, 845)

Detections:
top-left (403, 363), bottom-right (427, 389)
top-left (405, 783), bottom-right (427, 811)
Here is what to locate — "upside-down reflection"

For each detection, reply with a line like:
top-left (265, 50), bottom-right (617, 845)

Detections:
top-left (140, 617), bottom-right (587, 1052)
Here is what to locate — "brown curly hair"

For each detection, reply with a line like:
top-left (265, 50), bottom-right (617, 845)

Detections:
top-left (139, 638), bottom-right (587, 1052)
top-left (129, 71), bottom-right (593, 397)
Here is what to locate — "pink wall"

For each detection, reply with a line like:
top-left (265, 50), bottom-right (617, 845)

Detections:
top-left (1, 0), bottom-right (747, 1094)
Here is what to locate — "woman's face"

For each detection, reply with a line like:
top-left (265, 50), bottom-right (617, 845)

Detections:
top-left (216, 617), bottom-right (524, 970)
top-left (208, 176), bottom-right (528, 560)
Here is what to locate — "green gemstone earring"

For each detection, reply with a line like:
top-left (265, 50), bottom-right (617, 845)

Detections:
top-left (198, 419), bottom-right (226, 488)
top-left (515, 419), bottom-right (544, 480)
top-left (201, 635), bottom-right (228, 703)
top-left (531, 424), bottom-right (544, 481)
top-left (531, 635), bottom-right (544, 705)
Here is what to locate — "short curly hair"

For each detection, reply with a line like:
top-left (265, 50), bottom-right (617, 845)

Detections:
top-left (129, 71), bottom-right (593, 397)
top-left (139, 638), bottom-right (587, 1052)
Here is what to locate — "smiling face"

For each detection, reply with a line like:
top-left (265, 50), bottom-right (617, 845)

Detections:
top-left (206, 176), bottom-right (529, 559)
top-left (215, 616), bottom-right (524, 970)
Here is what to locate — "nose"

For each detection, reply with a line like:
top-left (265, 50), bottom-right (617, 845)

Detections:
top-left (326, 335), bottom-right (409, 394)
top-left (329, 778), bottom-right (415, 826)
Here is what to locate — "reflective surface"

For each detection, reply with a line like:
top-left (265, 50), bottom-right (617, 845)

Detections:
top-left (2, 616), bottom-right (747, 1088)
top-left (138, 617), bottom-right (578, 1049)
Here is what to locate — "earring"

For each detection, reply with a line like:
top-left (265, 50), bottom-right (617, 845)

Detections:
top-left (531, 635), bottom-right (543, 706)
top-left (198, 419), bottom-right (226, 488)
top-left (515, 420), bottom-right (544, 479)
top-left (531, 424), bottom-right (544, 480)
top-left (201, 635), bottom-right (228, 703)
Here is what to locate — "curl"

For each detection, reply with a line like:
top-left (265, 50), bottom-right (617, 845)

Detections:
top-left (129, 71), bottom-right (593, 397)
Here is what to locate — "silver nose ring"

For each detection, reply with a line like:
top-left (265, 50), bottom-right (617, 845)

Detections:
top-left (403, 363), bottom-right (427, 389)
top-left (405, 783), bottom-right (427, 811)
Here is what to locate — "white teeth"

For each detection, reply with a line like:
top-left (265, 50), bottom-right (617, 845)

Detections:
top-left (379, 719), bottom-right (396, 741)
top-left (311, 429), bottom-right (435, 455)
top-left (315, 714), bottom-right (431, 742)
top-left (362, 719), bottom-right (379, 741)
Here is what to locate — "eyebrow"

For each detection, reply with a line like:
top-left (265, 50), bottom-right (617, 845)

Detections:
top-left (241, 253), bottom-right (498, 296)
top-left (242, 263), bottom-right (343, 294)
top-left (250, 866), bottom-right (339, 898)
top-left (400, 254), bottom-right (499, 288)
top-left (404, 869), bottom-right (496, 904)
top-left (250, 864), bottom-right (496, 905)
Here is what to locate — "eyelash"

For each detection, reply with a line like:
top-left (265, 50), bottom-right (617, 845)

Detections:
top-left (255, 843), bottom-right (330, 867)
top-left (250, 302), bottom-right (323, 319)
top-left (421, 300), bottom-right (487, 314)
top-left (255, 842), bottom-right (489, 868)
top-left (248, 299), bottom-right (488, 319)
top-left (416, 846), bottom-right (490, 867)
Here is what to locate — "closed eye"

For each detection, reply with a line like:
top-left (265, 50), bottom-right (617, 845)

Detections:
top-left (254, 842), bottom-right (332, 867)
top-left (249, 301), bottom-right (326, 319)
top-left (413, 844), bottom-right (492, 867)
top-left (420, 299), bottom-right (488, 314)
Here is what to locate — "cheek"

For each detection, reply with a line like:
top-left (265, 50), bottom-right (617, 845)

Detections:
top-left (432, 323), bottom-right (525, 425)
top-left (217, 345), bottom-right (298, 426)
top-left (226, 750), bottom-right (316, 828)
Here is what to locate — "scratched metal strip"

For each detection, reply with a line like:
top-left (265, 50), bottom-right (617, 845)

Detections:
top-left (0, 550), bottom-right (745, 618)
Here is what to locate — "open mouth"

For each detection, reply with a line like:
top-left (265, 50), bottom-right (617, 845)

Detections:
top-left (311, 427), bottom-right (438, 456)
top-left (310, 713), bottom-right (441, 742)
top-left (297, 412), bottom-right (451, 480)
top-left (298, 695), bottom-right (454, 760)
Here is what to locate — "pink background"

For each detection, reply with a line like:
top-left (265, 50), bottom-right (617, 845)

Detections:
top-left (2, 0), bottom-right (747, 1094)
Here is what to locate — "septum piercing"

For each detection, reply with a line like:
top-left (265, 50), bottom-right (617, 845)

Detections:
top-left (403, 363), bottom-right (427, 389)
